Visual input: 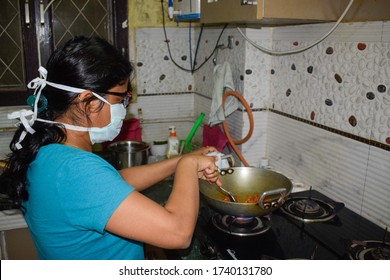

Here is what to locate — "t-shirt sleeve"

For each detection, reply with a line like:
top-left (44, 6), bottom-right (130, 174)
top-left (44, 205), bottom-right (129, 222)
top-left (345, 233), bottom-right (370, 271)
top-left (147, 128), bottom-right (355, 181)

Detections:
top-left (57, 153), bottom-right (134, 233)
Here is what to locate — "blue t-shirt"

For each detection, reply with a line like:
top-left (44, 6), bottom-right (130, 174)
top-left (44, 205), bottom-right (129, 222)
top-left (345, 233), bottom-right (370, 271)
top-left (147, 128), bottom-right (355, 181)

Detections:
top-left (23, 144), bottom-right (144, 260)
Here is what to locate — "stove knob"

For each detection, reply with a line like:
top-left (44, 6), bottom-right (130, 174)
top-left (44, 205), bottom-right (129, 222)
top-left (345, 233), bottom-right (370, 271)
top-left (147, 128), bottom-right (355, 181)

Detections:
top-left (263, 203), bottom-right (271, 209)
top-left (200, 241), bottom-right (218, 259)
top-left (271, 202), bottom-right (279, 208)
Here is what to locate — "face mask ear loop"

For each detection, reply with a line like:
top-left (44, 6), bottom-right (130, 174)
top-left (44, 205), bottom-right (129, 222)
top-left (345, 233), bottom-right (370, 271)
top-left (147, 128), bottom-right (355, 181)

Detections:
top-left (44, 80), bottom-right (109, 106)
top-left (9, 66), bottom-right (106, 149)
top-left (30, 67), bottom-right (48, 125)
top-left (10, 66), bottom-right (51, 149)
top-left (91, 92), bottom-right (110, 105)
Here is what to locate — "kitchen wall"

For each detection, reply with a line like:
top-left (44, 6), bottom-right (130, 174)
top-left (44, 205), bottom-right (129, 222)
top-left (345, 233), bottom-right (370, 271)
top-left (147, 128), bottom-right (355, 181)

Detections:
top-left (258, 22), bottom-right (390, 229)
top-left (132, 21), bottom-right (390, 229)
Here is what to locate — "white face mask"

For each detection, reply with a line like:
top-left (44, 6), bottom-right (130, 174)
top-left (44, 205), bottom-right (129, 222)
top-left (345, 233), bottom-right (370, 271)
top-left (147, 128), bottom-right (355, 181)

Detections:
top-left (37, 90), bottom-right (127, 144)
top-left (90, 102), bottom-right (126, 143)
top-left (8, 67), bottom-right (127, 148)
top-left (61, 93), bottom-right (127, 144)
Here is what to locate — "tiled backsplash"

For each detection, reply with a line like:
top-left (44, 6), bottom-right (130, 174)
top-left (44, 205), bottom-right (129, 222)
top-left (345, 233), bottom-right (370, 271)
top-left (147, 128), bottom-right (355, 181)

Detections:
top-left (133, 22), bottom-right (389, 228)
top-left (268, 22), bottom-right (390, 145)
top-left (268, 112), bottom-right (389, 228)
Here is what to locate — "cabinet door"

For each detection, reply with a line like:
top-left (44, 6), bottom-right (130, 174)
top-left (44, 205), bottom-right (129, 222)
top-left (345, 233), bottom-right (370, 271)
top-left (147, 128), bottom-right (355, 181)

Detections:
top-left (2, 228), bottom-right (38, 260)
top-left (0, 0), bottom-right (128, 106)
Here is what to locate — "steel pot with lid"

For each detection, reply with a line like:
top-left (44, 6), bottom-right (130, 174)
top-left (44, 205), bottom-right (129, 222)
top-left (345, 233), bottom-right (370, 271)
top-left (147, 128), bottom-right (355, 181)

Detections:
top-left (199, 167), bottom-right (293, 217)
top-left (108, 141), bottom-right (150, 169)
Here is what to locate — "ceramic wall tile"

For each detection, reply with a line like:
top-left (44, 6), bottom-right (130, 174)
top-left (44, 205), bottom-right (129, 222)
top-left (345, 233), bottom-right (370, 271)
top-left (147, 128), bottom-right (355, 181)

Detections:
top-left (136, 28), bottom-right (194, 94)
top-left (266, 113), bottom-right (371, 214)
top-left (193, 27), bottom-right (247, 98)
top-left (128, 93), bottom-right (195, 143)
top-left (129, 93), bottom-right (194, 121)
top-left (243, 28), bottom-right (273, 109)
top-left (383, 21), bottom-right (390, 42)
top-left (240, 110), bottom-right (268, 167)
top-left (362, 146), bottom-right (390, 228)
top-left (267, 23), bottom-right (390, 145)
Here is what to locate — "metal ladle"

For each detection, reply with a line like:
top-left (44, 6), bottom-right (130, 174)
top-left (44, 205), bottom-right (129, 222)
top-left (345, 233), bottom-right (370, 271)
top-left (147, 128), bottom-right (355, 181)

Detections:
top-left (218, 185), bottom-right (237, 202)
top-left (215, 166), bottom-right (237, 202)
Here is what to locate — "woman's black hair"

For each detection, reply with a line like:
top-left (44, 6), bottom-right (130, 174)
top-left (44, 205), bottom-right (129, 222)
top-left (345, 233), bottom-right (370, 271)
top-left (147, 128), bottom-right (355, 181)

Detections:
top-left (0, 36), bottom-right (133, 209)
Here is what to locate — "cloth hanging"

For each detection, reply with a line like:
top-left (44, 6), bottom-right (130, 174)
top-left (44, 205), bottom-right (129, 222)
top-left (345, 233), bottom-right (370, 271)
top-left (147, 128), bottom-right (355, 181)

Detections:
top-left (208, 62), bottom-right (238, 127)
top-left (202, 124), bottom-right (228, 152)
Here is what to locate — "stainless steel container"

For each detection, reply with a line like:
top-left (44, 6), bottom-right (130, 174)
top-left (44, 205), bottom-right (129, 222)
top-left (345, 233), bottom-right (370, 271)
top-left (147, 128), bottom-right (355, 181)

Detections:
top-left (108, 141), bottom-right (150, 169)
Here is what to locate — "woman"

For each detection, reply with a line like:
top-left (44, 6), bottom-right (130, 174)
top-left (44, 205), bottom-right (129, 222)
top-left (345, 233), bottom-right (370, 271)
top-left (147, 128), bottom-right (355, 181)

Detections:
top-left (0, 36), bottom-right (221, 260)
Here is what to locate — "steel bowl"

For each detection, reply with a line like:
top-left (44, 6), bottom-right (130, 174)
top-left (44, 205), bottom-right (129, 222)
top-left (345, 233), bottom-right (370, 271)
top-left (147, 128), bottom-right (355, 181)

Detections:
top-left (108, 141), bottom-right (150, 169)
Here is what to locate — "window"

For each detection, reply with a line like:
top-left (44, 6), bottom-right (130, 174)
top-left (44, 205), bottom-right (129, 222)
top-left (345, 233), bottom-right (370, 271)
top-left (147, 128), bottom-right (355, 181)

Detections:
top-left (0, 0), bottom-right (128, 106)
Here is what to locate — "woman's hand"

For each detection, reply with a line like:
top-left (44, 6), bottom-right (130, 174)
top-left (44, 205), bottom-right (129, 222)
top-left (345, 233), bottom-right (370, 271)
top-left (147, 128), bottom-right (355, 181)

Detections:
top-left (191, 154), bottom-right (222, 187)
top-left (183, 146), bottom-right (222, 186)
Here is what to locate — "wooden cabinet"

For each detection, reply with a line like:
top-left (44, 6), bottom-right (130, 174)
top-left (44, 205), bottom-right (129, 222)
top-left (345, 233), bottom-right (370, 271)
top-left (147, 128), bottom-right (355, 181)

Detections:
top-left (0, 210), bottom-right (37, 259)
top-left (1, 228), bottom-right (38, 260)
top-left (200, 0), bottom-right (390, 25)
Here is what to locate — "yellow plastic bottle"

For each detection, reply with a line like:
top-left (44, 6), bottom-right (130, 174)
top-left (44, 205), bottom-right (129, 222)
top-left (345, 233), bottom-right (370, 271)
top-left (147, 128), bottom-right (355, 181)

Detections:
top-left (166, 126), bottom-right (179, 158)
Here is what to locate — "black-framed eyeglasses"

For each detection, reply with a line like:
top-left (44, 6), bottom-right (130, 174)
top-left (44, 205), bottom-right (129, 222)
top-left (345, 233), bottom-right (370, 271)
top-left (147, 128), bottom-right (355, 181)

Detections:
top-left (102, 91), bottom-right (132, 108)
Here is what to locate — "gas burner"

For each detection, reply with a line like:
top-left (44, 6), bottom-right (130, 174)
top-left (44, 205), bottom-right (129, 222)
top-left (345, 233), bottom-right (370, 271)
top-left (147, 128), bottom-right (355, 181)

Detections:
top-left (212, 214), bottom-right (271, 236)
top-left (349, 240), bottom-right (390, 260)
top-left (294, 199), bottom-right (321, 213)
top-left (281, 197), bottom-right (336, 222)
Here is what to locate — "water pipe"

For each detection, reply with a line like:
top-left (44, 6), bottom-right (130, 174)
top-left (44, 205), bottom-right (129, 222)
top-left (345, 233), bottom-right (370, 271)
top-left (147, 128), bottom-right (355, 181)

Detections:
top-left (221, 91), bottom-right (254, 167)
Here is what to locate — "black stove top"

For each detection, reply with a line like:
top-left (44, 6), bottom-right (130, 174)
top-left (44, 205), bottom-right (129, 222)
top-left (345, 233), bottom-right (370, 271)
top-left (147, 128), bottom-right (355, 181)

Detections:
top-left (165, 190), bottom-right (389, 260)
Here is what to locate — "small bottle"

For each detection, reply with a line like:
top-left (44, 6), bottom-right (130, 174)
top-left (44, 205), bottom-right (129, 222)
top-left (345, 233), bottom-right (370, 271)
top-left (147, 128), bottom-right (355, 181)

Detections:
top-left (166, 126), bottom-right (179, 158)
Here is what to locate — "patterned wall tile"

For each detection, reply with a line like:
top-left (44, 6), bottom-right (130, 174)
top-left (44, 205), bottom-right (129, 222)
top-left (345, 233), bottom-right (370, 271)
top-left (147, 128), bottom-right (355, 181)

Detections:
top-left (193, 27), bottom-right (247, 99)
top-left (242, 28), bottom-right (273, 109)
top-left (136, 28), bottom-right (194, 94)
top-left (267, 25), bottom-right (390, 145)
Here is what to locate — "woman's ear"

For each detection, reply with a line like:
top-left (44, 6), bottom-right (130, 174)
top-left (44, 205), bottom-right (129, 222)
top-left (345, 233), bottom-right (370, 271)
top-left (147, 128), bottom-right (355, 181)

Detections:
top-left (78, 90), bottom-right (93, 102)
top-left (77, 90), bottom-right (99, 115)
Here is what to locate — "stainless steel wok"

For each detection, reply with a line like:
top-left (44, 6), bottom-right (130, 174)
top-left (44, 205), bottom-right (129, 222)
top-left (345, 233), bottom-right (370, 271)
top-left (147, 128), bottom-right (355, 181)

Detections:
top-left (199, 167), bottom-right (293, 217)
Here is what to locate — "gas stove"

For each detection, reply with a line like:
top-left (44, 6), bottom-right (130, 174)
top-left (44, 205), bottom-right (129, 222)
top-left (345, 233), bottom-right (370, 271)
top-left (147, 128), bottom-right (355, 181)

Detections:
top-left (163, 189), bottom-right (389, 260)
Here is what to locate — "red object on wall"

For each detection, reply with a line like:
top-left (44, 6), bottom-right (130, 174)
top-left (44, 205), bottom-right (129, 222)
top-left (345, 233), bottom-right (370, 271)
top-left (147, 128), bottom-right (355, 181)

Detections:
top-left (202, 124), bottom-right (228, 152)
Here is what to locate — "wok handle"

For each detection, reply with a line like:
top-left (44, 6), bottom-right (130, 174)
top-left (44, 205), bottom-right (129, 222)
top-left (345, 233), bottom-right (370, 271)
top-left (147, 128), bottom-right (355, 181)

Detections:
top-left (258, 188), bottom-right (287, 209)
